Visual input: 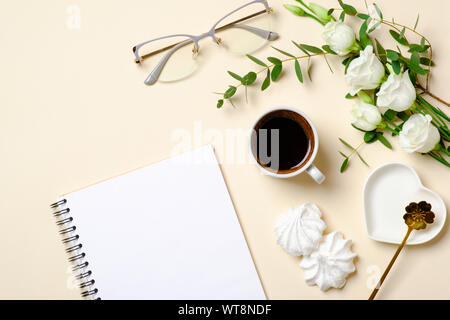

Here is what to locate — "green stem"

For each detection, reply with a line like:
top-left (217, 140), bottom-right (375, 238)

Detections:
top-left (429, 152), bottom-right (450, 168)
top-left (415, 101), bottom-right (446, 128)
top-left (305, 12), bottom-right (326, 25)
top-left (439, 145), bottom-right (450, 157)
top-left (416, 95), bottom-right (450, 120)
top-left (348, 142), bottom-right (364, 159)
top-left (381, 115), bottom-right (402, 132)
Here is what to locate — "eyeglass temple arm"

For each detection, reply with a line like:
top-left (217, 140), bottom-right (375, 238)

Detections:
top-left (135, 8), bottom-right (274, 63)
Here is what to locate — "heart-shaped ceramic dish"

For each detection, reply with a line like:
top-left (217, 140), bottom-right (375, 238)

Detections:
top-left (363, 162), bottom-right (446, 245)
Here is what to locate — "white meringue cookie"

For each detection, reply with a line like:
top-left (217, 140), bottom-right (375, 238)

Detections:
top-left (275, 202), bottom-right (326, 256)
top-left (299, 231), bottom-right (356, 291)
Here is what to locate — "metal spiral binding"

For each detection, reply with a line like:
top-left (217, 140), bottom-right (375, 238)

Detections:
top-left (51, 199), bottom-right (100, 299)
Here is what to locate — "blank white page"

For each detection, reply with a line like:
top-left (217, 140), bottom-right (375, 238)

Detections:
top-left (59, 145), bottom-right (265, 299)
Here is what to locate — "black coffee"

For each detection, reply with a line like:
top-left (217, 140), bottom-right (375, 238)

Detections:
top-left (254, 114), bottom-right (311, 172)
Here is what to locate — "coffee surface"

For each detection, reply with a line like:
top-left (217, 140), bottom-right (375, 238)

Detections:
top-left (256, 116), bottom-right (310, 172)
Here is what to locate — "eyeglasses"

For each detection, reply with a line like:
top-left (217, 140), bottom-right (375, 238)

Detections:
top-left (132, 0), bottom-right (277, 85)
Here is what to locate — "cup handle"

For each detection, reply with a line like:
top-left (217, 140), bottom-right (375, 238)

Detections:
top-left (306, 164), bottom-right (325, 184)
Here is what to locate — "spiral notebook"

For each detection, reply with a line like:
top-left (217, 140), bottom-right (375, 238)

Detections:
top-left (50, 145), bottom-right (265, 300)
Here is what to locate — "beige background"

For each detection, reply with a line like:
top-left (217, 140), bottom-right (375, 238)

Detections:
top-left (1, 0), bottom-right (449, 299)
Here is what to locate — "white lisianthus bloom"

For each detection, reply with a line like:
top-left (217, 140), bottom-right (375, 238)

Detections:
top-left (367, 4), bottom-right (381, 31)
top-left (399, 114), bottom-right (440, 153)
top-left (322, 21), bottom-right (357, 55)
top-left (350, 99), bottom-right (382, 131)
top-left (345, 45), bottom-right (385, 95)
top-left (376, 71), bottom-right (416, 112)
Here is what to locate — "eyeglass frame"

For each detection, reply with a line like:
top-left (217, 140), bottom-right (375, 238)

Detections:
top-left (132, 0), bottom-right (277, 85)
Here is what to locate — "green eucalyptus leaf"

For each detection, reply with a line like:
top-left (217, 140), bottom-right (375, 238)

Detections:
top-left (408, 69), bottom-right (417, 84)
top-left (376, 133), bottom-right (392, 149)
top-left (338, 0), bottom-right (357, 16)
top-left (386, 50), bottom-right (399, 61)
top-left (327, 8), bottom-right (335, 16)
top-left (392, 60), bottom-right (401, 74)
top-left (271, 64), bottom-right (282, 81)
top-left (322, 45), bottom-right (337, 55)
top-left (261, 69), bottom-right (270, 91)
top-left (340, 158), bottom-right (349, 173)
top-left (409, 53), bottom-right (428, 75)
top-left (344, 55), bottom-right (356, 73)
top-left (419, 57), bottom-right (434, 66)
top-left (357, 13), bottom-right (370, 20)
top-left (217, 99), bottom-right (224, 108)
top-left (224, 86), bottom-right (237, 99)
top-left (373, 3), bottom-right (383, 19)
top-left (408, 43), bottom-right (430, 53)
top-left (409, 64), bottom-right (428, 75)
top-left (271, 46), bottom-right (295, 58)
top-left (339, 151), bottom-right (349, 158)
top-left (292, 41), bottom-right (310, 56)
top-left (246, 54), bottom-right (267, 67)
top-left (420, 37), bottom-right (426, 46)
top-left (364, 131), bottom-right (377, 143)
top-left (368, 21), bottom-right (381, 33)
top-left (389, 30), bottom-right (408, 46)
top-left (342, 56), bottom-right (351, 66)
top-left (323, 55), bottom-right (333, 73)
top-left (414, 14), bottom-right (420, 30)
top-left (357, 152), bottom-right (370, 167)
top-left (267, 57), bottom-right (282, 65)
top-left (307, 57), bottom-right (313, 81)
top-left (294, 59), bottom-right (303, 83)
top-left (339, 11), bottom-right (346, 21)
top-left (359, 21), bottom-right (371, 49)
top-left (299, 44), bottom-right (323, 54)
top-left (242, 72), bottom-right (257, 85)
top-left (227, 71), bottom-right (243, 82)
top-left (375, 39), bottom-right (387, 63)
top-left (339, 138), bottom-right (355, 150)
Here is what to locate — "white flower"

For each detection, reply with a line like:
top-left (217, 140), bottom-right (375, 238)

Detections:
top-left (322, 21), bottom-right (356, 56)
top-left (345, 45), bottom-right (385, 95)
top-left (399, 114), bottom-right (440, 153)
top-left (350, 99), bottom-right (382, 131)
top-left (376, 71), bottom-right (416, 112)
top-left (367, 4), bottom-right (381, 31)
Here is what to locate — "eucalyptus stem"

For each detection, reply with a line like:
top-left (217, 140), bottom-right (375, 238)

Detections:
top-left (234, 52), bottom-right (329, 90)
top-left (369, 227), bottom-right (413, 300)
top-left (417, 84), bottom-right (450, 108)
top-left (378, 19), bottom-right (433, 89)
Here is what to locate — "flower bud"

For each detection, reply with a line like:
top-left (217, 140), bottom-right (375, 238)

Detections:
top-left (345, 45), bottom-right (385, 95)
top-left (322, 21), bottom-right (357, 56)
top-left (376, 71), bottom-right (416, 112)
top-left (399, 114), bottom-right (440, 153)
top-left (309, 3), bottom-right (331, 23)
top-left (350, 99), bottom-right (382, 131)
top-left (283, 4), bottom-right (307, 17)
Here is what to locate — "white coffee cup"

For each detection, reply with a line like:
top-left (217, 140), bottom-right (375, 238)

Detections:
top-left (248, 106), bottom-right (325, 184)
